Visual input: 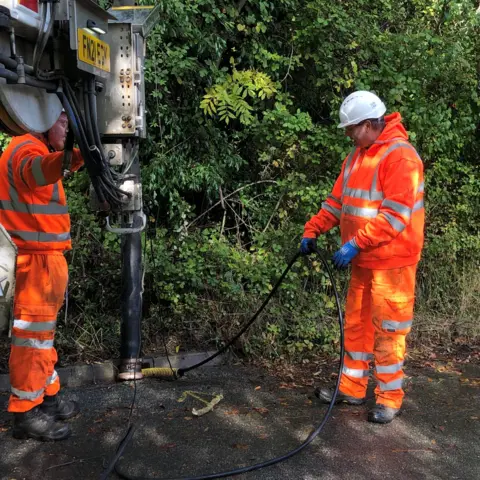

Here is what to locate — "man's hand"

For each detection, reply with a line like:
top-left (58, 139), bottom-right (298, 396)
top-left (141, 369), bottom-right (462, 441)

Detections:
top-left (300, 237), bottom-right (317, 255)
top-left (332, 240), bottom-right (359, 268)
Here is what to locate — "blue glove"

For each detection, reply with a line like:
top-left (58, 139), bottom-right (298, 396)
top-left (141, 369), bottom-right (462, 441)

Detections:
top-left (332, 240), bottom-right (359, 269)
top-left (300, 237), bottom-right (317, 255)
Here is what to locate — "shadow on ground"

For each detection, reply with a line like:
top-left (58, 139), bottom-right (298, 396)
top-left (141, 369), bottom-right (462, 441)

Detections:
top-left (0, 363), bottom-right (479, 480)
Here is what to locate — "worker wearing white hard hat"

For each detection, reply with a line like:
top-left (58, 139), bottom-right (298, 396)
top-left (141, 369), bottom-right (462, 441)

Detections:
top-left (301, 90), bottom-right (425, 424)
top-left (337, 90), bottom-right (387, 128)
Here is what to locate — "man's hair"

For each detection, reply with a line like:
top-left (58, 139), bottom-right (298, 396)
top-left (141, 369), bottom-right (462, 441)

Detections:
top-left (367, 116), bottom-right (385, 131)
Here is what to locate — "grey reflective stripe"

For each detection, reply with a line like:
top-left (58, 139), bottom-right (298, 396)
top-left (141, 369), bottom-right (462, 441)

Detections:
top-left (0, 199), bottom-right (68, 215)
top-left (11, 386), bottom-right (44, 401)
top-left (342, 205), bottom-right (378, 218)
top-left (413, 198), bottom-right (424, 212)
top-left (376, 361), bottom-right (404, 374)
top-left (12, 336), bottom-right (54, 349)
top-left (347, 351), bottom-right (374, 361)
top-left (9, 231), bottom-right (71, 243)
top-left (381, 199), bottom-right (412, 219)
top-left (343, 186), bottom-right (370, 200)
top-left (382, 319), bottom-right (413, 332)
top-left (380, 142), bottom-right (421, 163)
top-left (377, 378), bottom-right (403, 391)
top-left (31, 156), bottom-right (48, 186)
top-left (343, 366), bottom-right (370, 378)
top-left (370, 142), bottom-right (421, 200)
top-left (46, 370), bottom-right (58, 385)
top-left (327, 193), bottom-right (341, 205)
top-left (382, 212), bottom-right (407, 233)
top-left (1, 140), bottom-right (68, 216)
top-left (343, 186), bottom-right (384, 201)
top-left (7, 143), bottom-right (30, 213)
top-left (342, 149), bottom-right (357, 194)
top-left (322, 202), bottom-right (341, 220)
top-left (418, 182), bottom-right (424, 193)
top-left (342, 141), bottom-right (422, 206)
top-left (51, 183), bottom-right (60, 203)
top-left (13, 319), bottom-right (56, 332)
top-left (19, 157), bottom-right (30, 186)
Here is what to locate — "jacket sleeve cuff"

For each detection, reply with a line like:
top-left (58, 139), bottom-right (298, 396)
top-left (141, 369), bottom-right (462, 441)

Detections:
top-left (70, 148), bottom-right (84, 172)
top-left (350, 237), bottom-right (360, 250)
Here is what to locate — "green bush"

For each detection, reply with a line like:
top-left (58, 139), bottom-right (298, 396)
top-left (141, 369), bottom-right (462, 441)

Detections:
top-left (63, 0), bottom-right (480, 361)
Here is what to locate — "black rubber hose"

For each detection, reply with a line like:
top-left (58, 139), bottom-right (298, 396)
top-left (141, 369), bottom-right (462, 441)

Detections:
top-left (180, 251), bottom-right (303, 375)
top-left (62, 81), bottom-right (104, 176)
top-left (57, 90), bottom-right (106, 204)
top-left (0, 67), bottom-right (56, 89)
top-left (87, 76), bottom-right (122, 188)
top-left (64, 81), bottom-right (90, 151)
top-left (0, 54), bottom-right (35, 75)
top-left (88, 77), bottom-right (107, 166)
top-left (105, 248), bottom-right (344, 480)
top-left (82, 81), bottom-right (96, 148)
top-left (0, 67), bottom-right (17, 82)
top-left (33, 1), bottom-right (54, 77)
top-left (25, 74), bottom-right (57, 90)
top-left (0, 54), bottom-right (34, 74)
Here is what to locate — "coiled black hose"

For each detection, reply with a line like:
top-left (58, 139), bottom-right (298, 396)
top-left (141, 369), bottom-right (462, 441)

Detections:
top-left (101, 248), bottom-right (344, 480)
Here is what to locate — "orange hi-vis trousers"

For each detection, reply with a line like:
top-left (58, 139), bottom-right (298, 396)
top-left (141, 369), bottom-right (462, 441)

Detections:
top-left (8, 253), bottom-right (68, 413)
top-left (339, 263), bottom-right (417, 409)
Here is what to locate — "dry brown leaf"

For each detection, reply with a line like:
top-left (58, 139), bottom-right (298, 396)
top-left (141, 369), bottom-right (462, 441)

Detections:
top-left (224, 408), bottom-right (240, 415)
top-left (232, 443), bottom-right (249, 450)
top-left (253, 407), bottom-right (269, 415)
top-left (159, 443), bottom-right (177, 450)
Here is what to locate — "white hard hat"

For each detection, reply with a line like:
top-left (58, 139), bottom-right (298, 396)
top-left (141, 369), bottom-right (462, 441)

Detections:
top-left (337, 91), bottom-right (386, 128)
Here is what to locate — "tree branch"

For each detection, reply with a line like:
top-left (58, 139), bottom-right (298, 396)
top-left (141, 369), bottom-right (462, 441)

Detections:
top-left (186, 180), bottom-right (278, 229)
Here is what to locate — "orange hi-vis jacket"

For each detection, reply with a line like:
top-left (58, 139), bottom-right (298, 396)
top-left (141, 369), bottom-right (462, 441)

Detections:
top-left (0, 134), bottom-right (83, 253)
top-left (304, 113), bottom-right (424, 269)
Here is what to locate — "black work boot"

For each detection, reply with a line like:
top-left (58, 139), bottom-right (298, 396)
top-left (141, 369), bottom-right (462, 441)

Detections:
top-left (40, 394), bottom-right (80, 421)
top-left (368, 404), bottom-right (401, 424)
top-left (13, 406), bottom-right (71, 441)
top-left (314, 387), bottom-right (365, 405)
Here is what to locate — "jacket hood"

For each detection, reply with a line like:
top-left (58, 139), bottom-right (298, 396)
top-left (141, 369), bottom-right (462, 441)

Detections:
top-left (373, 112), bottom-right (408, 145)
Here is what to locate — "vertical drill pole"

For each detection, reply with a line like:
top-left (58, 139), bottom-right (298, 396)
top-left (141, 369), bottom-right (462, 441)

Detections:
top-left (118, 148), bottom-right (144, 380)
top-left (112, 0), bottom-right (144, 380)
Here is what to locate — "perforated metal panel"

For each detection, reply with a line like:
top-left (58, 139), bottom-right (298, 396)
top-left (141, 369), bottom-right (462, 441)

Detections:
top-left (96, 22), bottom-right (145, 137)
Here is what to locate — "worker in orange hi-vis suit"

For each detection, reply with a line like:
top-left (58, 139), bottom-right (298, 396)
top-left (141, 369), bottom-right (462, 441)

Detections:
top-left (0, 112), bottom-right (84, 440)
top-left (300, 91), bottom-right (425, 424)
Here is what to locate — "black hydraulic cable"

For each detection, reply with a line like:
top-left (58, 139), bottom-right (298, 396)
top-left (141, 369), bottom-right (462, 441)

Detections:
top-left (0, 67), bottom-right (56, 90)
top-left (82, 81), bottom-right (96, 147)
top-left (88, 77), bottom-right (109, 167)
top-left (24, 74), bottom-right (57, 90)
top-left (33, 1), bottom-right (54, 77)
top-left (0, 54), bottom-right (34, 75)
top-left (57, 90), bottom-right (106, 204)
top-left (1, 57), bottom-right (35, 75)
top-left (79, 76), bottom-right (130, 202)
top-left (32, 1), bottom-right (47, 75)
top-left (0, 67), bottom-right (17, 82)
top-left (86, 77), bottom-right (124, 193)
top-left (180, 251), bottom-right (305, 376)
top-left (62, 79), bottom-right (128, 205)
top-left (63, 81), bottom-right (92, 152)
top-left (101, 248), bottom-right (344, 480)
